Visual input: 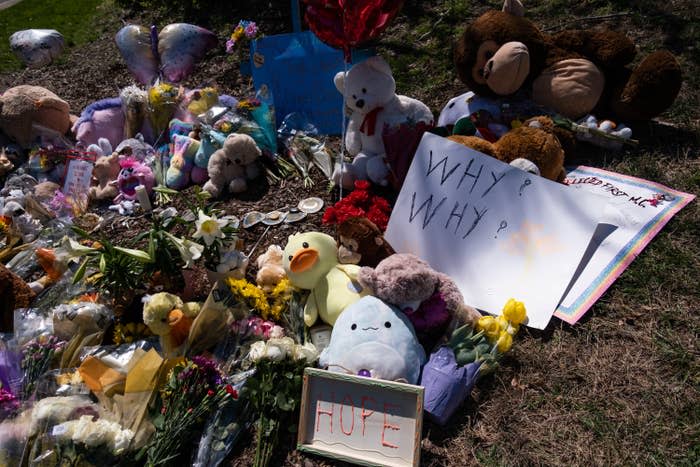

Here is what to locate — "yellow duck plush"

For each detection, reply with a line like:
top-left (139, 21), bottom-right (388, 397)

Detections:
top-left (142, 292), bottom-right (201, 357)
top-left (284, 232), bottom-right (367, 327)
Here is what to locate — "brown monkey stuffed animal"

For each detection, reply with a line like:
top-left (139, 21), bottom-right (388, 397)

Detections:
top-left (336, 217), bottom-right (395, 268)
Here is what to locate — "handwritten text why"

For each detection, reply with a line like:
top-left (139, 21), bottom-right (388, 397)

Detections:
top-left (408, 150), bottom-right (508, 239)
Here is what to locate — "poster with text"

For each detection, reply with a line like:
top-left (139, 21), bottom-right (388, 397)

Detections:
top-left (555, 166), bottom-right (695, 324)
top-left (385, 133), bottom-right (607, 329)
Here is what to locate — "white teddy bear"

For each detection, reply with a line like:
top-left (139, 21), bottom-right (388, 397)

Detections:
top-left (332, 56), bottom-right (434, 189)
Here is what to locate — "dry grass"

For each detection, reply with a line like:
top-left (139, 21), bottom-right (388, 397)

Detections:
top-left (0, 0), bottom-right (697, 465)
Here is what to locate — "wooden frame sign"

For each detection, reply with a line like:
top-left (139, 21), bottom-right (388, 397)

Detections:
top-left (297, 368), bottom-right (424, 467)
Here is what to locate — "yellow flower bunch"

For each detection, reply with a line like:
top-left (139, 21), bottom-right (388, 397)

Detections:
top-left (113, 322), bottom-right (153, 345)
top-left (226, 278), bottom-right (293, 321)
top-left (232, 25), bottom-right (245, 41)
top-left (476, 298), bottom-right (527, 353)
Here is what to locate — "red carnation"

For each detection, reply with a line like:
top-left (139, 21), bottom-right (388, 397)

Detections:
top-left (322, 180), bottom-right (393, 231)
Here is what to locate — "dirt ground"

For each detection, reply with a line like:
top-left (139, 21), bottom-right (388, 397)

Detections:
top-left (0, 0), bottom-right (698, 465)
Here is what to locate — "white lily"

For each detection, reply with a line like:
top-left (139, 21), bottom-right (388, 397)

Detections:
top-left (165, 232), bottom-right (204, 268)
top-left (59, 236), bottom-right (97, 260)
top-left (192, 210), bottom-right (228, 247)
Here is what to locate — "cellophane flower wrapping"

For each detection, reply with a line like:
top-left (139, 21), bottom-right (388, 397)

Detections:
top-left (421, 346), bottom-right (481, 426)
top-left (382, 120), bottom-right (433, 190)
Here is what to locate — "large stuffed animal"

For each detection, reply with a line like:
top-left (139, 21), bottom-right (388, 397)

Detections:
top-left (332, 56), bottom-right (434, 189)
top-left (319, 296), bottom-right (426, 384)
top-left (454, 0), bottom-right (682, 121)
top-left (283, 232), bottom-right (367, 327)
top-left (0, 85), bottom-right (71, 147)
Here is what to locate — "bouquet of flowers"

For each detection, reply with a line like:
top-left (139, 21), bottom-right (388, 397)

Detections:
top-left (245, 338), bottom-right (317, 467)
top-left (0, 385), bottom-right (19, 419)
top-left (140, 356), bottom-right (238, 466)
top-left (225, 20), bottom-right (260, 59)
top-left (21, 334), bottom-right (66, 400)
top-left (422, 299), bottom-right (527, 425)
top-left (322, 180), bottom-right (392, 230)
top-left (226, 277), bottom-right (293, 322)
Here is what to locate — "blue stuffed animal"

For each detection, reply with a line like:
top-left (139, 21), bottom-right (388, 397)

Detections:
top-left (319, 295), bottom-right (426, 384)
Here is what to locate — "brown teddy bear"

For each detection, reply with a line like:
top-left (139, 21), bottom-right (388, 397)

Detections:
top-left (454, 0), bottom-right (682, 121)
top-left (359, 253), bottom-right (481, 350)
top-left (0, 85), bottom-right (71, 147)
top-left (449, 117), bottom-right (566, 182)
top-left (202, 133), bottom-right (261, 198)
top-left (89, 152), bottom-right (121, 201)
top-left (255, 245), bottom-right (286, 292)
top-left (0, 264), bottom-right (36, 332)
top-left (336, 217), bottom-right (395, 268)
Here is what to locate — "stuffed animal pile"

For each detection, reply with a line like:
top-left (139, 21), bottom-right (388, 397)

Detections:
top-left (453, 0), bottom-right (682, 121)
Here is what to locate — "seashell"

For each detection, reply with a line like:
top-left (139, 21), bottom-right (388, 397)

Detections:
top-left (242, 211), bottom-right (264, 228)
top-left (221, 215), bottom-right (240, 229)
top-left (298, 197), bottom-right (324, 214)
top-left (284, 207), bottom-right (307, 223)
top-left (262, 210), bottom-right (287, 226)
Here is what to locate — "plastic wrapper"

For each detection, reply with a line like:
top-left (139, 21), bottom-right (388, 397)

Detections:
top-left (214, 91), bottom-right (276, 156)
top-left (0, 336), bottom-right (23, 397)
top-left (27, 395), bottom-right (99, 437)
top-left (278, 113), bottom-right (334, 185)
top-left (33, 368), bottom-right (89, 399)
top-left (185, 282), bottom-right (237, 358)
top-left (383, 120), bottom-right (433, 190)
top-left (0, 413), bottom-right (32, 466)
top-left (79, 340), bottom-right (156, 373)
top-left (13, 309), bottom-right (53, 347)
top-left (52, 302), bottom-right (112, 342)
top-left (421, 346), bottom-right (481, 426)
top-left (192, 373), bottom-right (252, 467)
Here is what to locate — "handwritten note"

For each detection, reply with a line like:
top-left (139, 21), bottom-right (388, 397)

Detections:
top-left (298, 368), bottom-right (423, 467)
top-left (555, 166), bottom-right (695, 324)
top-left (62, 157), bottom-right (93, 197)
top-left (385, 133), bottom-right (607, 329)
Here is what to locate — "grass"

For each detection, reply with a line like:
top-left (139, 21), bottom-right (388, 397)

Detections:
top-left (0, 0), bottom-right (697, 465)
top-left (0, 0), bottom-right (103, 70)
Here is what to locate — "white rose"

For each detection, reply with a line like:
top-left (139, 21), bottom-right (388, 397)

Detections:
top-left (278, 337), bottom-right (296, 356)
top-left (269, 325), bottom-right (285, 339)
top-left (293, 342), bottom-right (319, 362)
top-left (248, 341), bottom-right (266, 362)
top-left (113, 428), bottom-right (135, 454)
top-left (264, 339), bottom-right (287, 362)
top-left (74, 416), bottom-right (110, 448)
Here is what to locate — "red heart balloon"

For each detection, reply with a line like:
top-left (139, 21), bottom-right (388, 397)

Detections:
top-left (304, 0), bottom-right (404, 61)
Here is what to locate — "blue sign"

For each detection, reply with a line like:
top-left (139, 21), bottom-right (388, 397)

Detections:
top-left (250, 31), bottom-right (373, 135)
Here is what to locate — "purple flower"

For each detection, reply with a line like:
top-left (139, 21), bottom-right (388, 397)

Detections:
top-left (244, 22), bottom-right (258, 39)
top-left (225, 39), bottom-right (236, 54)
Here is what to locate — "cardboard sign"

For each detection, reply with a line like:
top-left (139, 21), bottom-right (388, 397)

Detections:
top-left (298, 368), bottom-right (423, 467)
top-left (250, 31), bottom-right (373, 135)
top-left (62, 156), bottom-right (94, 197)
top-left (385, 133), bottom-right (607, 329)
top-left (555, 166), bottom-right (695, 324)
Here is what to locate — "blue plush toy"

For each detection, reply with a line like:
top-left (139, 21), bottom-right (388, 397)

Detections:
top-left (165, 134), bottom-right (199, 190)
top-left (319, 295), bottom-right (426, 384)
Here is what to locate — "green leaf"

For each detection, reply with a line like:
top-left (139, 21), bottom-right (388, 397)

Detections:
top-left (71, 225), bottom-right (90, 238)
top-left (99, 254), bottom-right (106, 273)
top-left (114, 246), bottom-right (153, 263)
top-left (73, 257), bottom-right (90, 283)
top-left (153, 186), bottom-right (179, 195)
